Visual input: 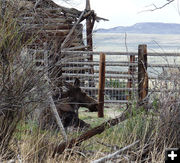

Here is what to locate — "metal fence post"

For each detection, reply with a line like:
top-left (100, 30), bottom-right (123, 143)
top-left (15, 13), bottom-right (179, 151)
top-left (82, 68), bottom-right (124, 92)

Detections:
top-left (138, 44), bottom-right (148, 101)
top-left (98, 53), bottom-right (106, 117)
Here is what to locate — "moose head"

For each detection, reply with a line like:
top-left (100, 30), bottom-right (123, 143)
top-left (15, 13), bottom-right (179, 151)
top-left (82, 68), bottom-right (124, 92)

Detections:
top-left (39, 78), bottom-right (98, 130)
top-left (63, 78), bottom-right (98, 112)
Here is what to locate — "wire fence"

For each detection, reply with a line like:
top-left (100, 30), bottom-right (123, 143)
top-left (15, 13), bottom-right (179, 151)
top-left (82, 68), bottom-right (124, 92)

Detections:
top-left (60, 51), bottom-right (138, 103)
top-left (60, 48), bottom-right (180, 104)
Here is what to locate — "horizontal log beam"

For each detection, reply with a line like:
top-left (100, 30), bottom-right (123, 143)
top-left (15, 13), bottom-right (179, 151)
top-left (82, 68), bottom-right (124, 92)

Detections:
top-left (18, 17), bottom-right (72, 24)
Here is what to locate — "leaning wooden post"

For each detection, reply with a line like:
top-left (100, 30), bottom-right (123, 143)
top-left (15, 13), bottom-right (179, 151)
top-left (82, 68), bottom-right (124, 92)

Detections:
top-left (86, 0), bottom-right (95, 89)
top-left (98, 53), bottom-right (106, 118)
top-left (138, 44), bottom-right (148, 101)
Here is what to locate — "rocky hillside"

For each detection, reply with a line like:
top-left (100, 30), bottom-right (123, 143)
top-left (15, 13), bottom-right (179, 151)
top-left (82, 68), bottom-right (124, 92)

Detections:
top-left (95, 22), bottom-right (180, 34)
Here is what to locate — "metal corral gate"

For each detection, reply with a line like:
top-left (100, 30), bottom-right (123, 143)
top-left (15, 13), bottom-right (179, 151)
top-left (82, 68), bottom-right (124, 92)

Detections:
top-left (60, 44), bottom-right (180, 105)
top-left (61, 50), bottom-right (138, 104)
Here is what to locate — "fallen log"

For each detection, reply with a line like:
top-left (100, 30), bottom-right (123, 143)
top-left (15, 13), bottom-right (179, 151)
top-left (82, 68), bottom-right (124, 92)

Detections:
top-left (52, 107), bottom-right (132, 157)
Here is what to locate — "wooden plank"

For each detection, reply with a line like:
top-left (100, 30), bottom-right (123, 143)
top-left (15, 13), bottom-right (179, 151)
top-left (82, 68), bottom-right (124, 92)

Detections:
top-left (98, 53), bottom-right (106, 117)
top-left (25, 24), bottom-right (70, 30)
top-left (70, 43), bottom-right (84, 47)
top-left (38, 29), bottom-right (70, 36)
top-left (18, 17), bottom-right (71, 24)
top-left (26, 30), bottom-right (70, 37)
top-left (63, 45), bottom-right (89, 51)
top-left (38, 7), bottom-right (81, 18)
top-left (20, 23), bottom-right (82, 30)
top-left (138, 44), bottom-right (148, 101)
top-left (61, 10), bottom-right (85, 49)
top-left (19, 13), bottom-right (65, 19)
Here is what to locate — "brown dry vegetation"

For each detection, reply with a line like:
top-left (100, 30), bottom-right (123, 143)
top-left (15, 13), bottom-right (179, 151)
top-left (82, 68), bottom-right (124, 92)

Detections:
top-left (0, 2), bottom-right (180, 163)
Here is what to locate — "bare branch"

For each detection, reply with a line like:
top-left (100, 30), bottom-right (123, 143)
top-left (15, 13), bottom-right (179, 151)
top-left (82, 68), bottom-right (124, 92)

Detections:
top-left (91, 140), bottom-right (139, 163)
top-left (140, 0), bottom-right (175, 13)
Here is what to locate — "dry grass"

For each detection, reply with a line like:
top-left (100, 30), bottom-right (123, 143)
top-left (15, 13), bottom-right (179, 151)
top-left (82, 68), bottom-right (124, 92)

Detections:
top-left (0, 2), bottom-right (180, 163)
top-left (0, 98), bottom-right (178, 163)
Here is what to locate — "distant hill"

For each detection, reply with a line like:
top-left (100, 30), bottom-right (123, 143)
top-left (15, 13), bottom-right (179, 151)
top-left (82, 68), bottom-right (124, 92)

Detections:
top-left (95, 22), bottom-right (180, 34)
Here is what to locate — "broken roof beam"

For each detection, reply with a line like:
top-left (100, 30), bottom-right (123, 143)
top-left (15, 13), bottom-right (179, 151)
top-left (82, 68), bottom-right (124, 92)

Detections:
top-left (61, 10), bottom-right (86, 49)
top-left (42, 5), bottom-right (108, 22)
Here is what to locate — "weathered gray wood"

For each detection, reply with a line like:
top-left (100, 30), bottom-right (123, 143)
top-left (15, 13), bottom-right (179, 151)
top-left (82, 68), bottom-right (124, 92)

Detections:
top-left (91, 140), bottom-right (139, 163)
top-left (44, 44), bottom-right (67, 142)
top-left (52, 107), bottom-right (132, 156)
top-left (47, 92), bottom-right (68, 141)
top-left (39, 7), bottom-right (81, 18)
top-left (26, 29), bottom-right (71, 37)
top-left (19, 17), bottom-right (71, 23)
top-left (61, 10), bottom-right (85, 49)
top-left (38, 7), bottom-right (108, 22)
top-left (63, 45), bottom-right (89, 51)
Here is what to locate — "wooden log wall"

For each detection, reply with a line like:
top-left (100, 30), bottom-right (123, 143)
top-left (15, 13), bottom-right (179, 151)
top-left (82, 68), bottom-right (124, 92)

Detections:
top-left (17, 4), bottom-right (84, 52)
top-left (15, 1), bottom-right (85, 76)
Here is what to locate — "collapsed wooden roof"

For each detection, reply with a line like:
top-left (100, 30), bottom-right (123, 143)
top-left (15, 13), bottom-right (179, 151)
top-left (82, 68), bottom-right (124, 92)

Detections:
top-left (4, 0), bottom-right (108, 50)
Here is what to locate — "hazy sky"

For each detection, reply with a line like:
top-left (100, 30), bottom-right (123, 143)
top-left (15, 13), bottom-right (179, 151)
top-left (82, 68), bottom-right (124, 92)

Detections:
top-left (53, 0), bottom-right (180, 29)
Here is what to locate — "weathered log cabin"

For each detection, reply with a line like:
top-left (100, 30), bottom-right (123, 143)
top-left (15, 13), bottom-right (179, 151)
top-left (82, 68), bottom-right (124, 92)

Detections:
top-left (6, 0), bottom-right (107, 84)
top-left (14, 0), bottom-right (84, 48)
